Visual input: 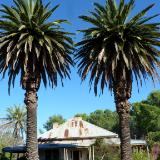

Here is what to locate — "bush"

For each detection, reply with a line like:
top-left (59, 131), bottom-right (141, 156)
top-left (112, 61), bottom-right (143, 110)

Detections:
top-left (0, 155), bottom-right (9, 160)
top-left (147, 131), bottom-right (160, 148)
top-left (133, 150), bottom-right (148, 160)
top-left (94, 138), bottom-right (120, 160)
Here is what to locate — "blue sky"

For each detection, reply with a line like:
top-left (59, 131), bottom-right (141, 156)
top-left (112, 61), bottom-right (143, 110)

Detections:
top-left (0, 0), bottom-right (160, 130)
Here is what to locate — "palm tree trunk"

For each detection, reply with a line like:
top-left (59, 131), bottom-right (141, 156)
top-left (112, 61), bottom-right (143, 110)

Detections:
top-left (23, 78), bottom-right (39, 160)
top-left (113, 78), bottom-right (132, 160)
top-left (118, 104), bottom-right (132, 160)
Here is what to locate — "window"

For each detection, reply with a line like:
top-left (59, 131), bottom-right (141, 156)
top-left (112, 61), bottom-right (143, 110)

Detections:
top-left (45, 149), bottom-right (59, 160)
top-left (45, 150), bottom-right (52, 160)
top-left (73, 151), bottom-right (79, 160)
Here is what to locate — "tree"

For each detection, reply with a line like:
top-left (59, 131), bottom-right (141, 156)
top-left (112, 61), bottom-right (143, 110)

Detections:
top-left (130, 102), bottom-right (160, 139)
top-left (43, 115), bottom-right (65, 131)
top-left (130, 91), bottom-right (160, 140)
top-left (146, 90), bottom-right (160, 107)
top-left (75, 0), bottom-right (160, 159)
top-left (74, 113), bottom-right (89, 121)
top-left (88, 109), bottom-right (118, 132)
top-left (0, 0), bottom-right (73, 159)
top-left (0, 105), bottom-right (26, 142)
top-left (74, 110), bottom-right (119, 133)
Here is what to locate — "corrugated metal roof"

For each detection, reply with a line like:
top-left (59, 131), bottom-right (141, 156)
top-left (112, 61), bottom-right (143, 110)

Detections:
top-left (3, 138), bottom-right (147, 153)
top-left (39, 117), bottom-right (118, 140)
top-left (105, 138), bottom-right (147, 146)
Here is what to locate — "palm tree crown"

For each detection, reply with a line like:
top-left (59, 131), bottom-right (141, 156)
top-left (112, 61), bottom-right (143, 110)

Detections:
top-left (0, 105), bottom-right (26, 140)
top-left (0, 0), bottom-right (73, 92)
top-left (75, 0), bottom-right (160, 95)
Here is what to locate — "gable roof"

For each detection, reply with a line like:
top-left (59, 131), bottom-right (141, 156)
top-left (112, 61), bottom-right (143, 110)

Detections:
top-left (38, 117), bottom-right (118, 140)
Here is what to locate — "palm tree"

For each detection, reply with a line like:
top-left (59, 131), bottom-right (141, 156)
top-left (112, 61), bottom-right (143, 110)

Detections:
top-left (0, 0), bottom-right (73, 159)
top-left (0, 105), bottom-right (26, 144)
top-left (75, 0), bottom-right (160, 159)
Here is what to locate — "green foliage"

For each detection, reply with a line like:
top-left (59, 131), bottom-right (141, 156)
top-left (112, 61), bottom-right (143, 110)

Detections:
top-left (42, 89), bottom-right (160, 143)
top-left (132, 150), bottom-right (148, 160)
top-left (74, 109), bottom-right (119, 133)
top-left (75, 0), bottom-right (160, 95)
top-left (147, 131), bottom-right (160, 147)
top-left (74, 113), bottom-right (89, 121)
top-left (42, 90), bottom-right (160, 141)
top-left (43, 110), bottom-right (119, 133)
top-left (130, 91), bottom-right (160, 148)
top-left (0, 0), bottom-right (74, 92)
top-left (0, 155), bottom-right (9, 160)
top-left (43, 115), bottom-right (65, 131)
top-left (147, 90), bottom-right (160, 107)
top-left (88, 110), bottom-right (119, 133)
top-left (0, 105), bottom-right (26, 140)
top-left (0, 106), bottom-right (26, 154)
top-left (94, 138), bottom-right (120, 160)
top-left (148, 131), bottom-right (160, 142)
top-left (130, 102), bottom-right (160, 138)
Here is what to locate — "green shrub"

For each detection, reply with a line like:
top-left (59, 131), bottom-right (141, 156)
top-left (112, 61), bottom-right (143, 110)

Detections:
top-left (133, 150), bottom-right (148, 160)
top-left (0, 155), bottom-right (9, 160)
top-left (94, 138), bottom-right (120, 160)
top-left (147, 131), bottom-right (160, 148)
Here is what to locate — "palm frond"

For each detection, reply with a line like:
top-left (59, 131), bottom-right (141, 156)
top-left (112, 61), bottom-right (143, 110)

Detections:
top-left (0, 0), bottom-right (74, 92)
top-left (0, 105), bottom-right (26, 140)
top-left (76, 0), bottom-right (160, 95)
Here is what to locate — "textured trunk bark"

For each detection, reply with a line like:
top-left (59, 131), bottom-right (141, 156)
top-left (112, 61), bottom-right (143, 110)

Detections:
top-left (118, 103), bottom-right (132, 160)
top-left (23, 77), bottom-right (39, 160)
top-left (113, 78), bottom-right (132, 160)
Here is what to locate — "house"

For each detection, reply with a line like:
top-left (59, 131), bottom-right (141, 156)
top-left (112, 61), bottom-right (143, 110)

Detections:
top-left (2, 117), bottom-right (147, 160)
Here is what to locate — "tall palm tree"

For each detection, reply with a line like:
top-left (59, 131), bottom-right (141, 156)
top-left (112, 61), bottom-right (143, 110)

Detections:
top-left (0, 105), bottom-right (26, 143)
top-left (75, 0), bottom-right (160, 159)
top-left (0, 0), bottom-right (73, 159)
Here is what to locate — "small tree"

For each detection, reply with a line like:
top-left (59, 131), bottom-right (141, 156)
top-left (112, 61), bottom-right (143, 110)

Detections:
top-left (43, 115), bottom-right (65, 131)
top-left (0, 105), bottom-right (26, 143)
top-left (147, 90), bottom-right (160, 107)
